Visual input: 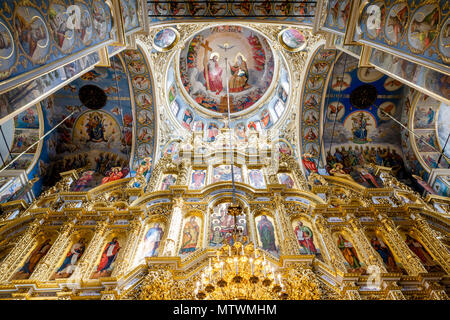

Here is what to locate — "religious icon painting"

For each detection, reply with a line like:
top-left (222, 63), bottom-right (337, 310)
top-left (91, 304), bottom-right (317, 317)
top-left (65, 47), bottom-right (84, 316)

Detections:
top-left (14, 6), bottom-right (50, 65)
top-left (133, 76), bottom-right (150, 90)
top-left (331, 73), bottom-right (352, 91)
top-left (209, 202), bottom-right (248, 248)
top-left (51, 235), bottom-right (91, 279)
top-left (190, 169), bottom-right (206, 190)
top-left (181, 109), bottom-right (194, 130)
top-left (304, 93), bottom-right (320, 108)
top-left (415, 131), bottom-right (439, 153)
top-left (326, 102), bottom-right (345, 121)
top-left (76, 1), bottom-right (94, 46)
top-left (366, 230), bottom-right (406, 274)
top-left (277, 173), bottom-right (296, 189)
top-left (292, 219), bottom-right (321, 257)
top-left (384, 77), bottom-right (403, 91)
top-left (48, 2), bottom-right (76, 54)
top-left (260, 109), bottom-right (272, 128)
top-left (307, 75), bottom-right (324, 90)
top-left (206, 122), bottom-right (219, 142)
top-left (0, 17), bottom-right (17, 80)
top-left (248, 169), bottom-right (266, 189)
top-left (10, 129), bottom-right (39, 154)
top-left (128, 60), bottom-right (146, 75)
top-left (438, 15), bottom-right (450, 63)
top-left (14, 106), bottom-right (39, 129)
top-left (255, 214), bottom-right (280, 257)
top-left (192, 121), bottom-right (204, 132)
top-left (138, 109), bottom-right (153, 125)
top-left (179, 216), bottom-right (202, 257)
top-left (231, 1), bottom-right (252, 16)
top-left (362, 1), bottom-right (386, 39)
top-left (142, 222), bottom-right (165, 258)
top-left (303, 126), bottom-right (318, 141)
top-left (91, 235), bottom-right (123, 279)
top-left (384, 2), bottom-right (409, 45)
top-left (377, 101), bottom-right (396, 120)
top-left (407, 4), bottom-right (440, 54)
top-left (120, 0), bottom-right (138, 32)
top-left (208, 0), bottom-right (228, 16)
top-left (187, 1), bottom-right (207, 16)
top-left (357, 67), bottom-right (384, 83)
top-left (279, 28), bottom-right (307, 52)
top-left (160, 174), bottom-right (177, 191)
top-left (153, 27), bottom-right (179, 52)
top-left (333, 233), bottom-right (366, 273)
top-left (234, 122), bottom-right (247, 140)
top-left (275, 140), bottom-right (293, 156)
top-left (92, 0), bottom-right (111, 41)
top-left (304, 108), bottom-right (319, 125)
top-left (402, 231), bottom-right (443, 272)
top-left (212, 165), bottom-right (242, 183)
top-left (12, 238), bottom-right (54, 280)
top-left (247, 120), bottom-right (262, 132)
top-left (73, 111), bottom-right (121, 147)
top-left (343, 111), bottom-right (376, 145)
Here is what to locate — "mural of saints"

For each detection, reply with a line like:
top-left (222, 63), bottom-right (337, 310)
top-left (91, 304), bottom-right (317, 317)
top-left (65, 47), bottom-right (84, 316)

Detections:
top-left (209, 203), bottom-right (247, 247)
top-left (294, 221), bottom-right (317, 255)
top-left (336, 234), bottom-right (364, 273)
top-left (86, 112), bottom-right (107, 142)
top-left (229, 54), bottom-right (250, 92)
top-left (91, 237), bottom-right (121, 278)
top-left (205, 52), bottom-right (223, 95)
top-left (52, 238), bottom-right (86, 279)
top-left (190, 170), bottom-right (206, 189)
top-left (179, 216), bottom-right (200, 255)
top-left (13, 239), bottom-right (53, 280)
top-left (256, 215), bottom-right (279, 256)
top-left (143, 223), bottom-right (164, 257)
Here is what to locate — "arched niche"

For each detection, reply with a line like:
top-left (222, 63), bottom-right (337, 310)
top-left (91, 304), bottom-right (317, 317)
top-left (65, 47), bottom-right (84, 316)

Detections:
top-left (253, 210), bottom-right (282, 258)
top-left (177, 210), bottom-right (204, 258)
top-left (331, 228), bottom-right (366, 274)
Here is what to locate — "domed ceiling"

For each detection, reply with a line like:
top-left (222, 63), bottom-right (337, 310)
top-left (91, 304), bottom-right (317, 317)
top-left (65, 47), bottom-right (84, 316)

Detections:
top-left (178, 25), bottom-right (276, 115)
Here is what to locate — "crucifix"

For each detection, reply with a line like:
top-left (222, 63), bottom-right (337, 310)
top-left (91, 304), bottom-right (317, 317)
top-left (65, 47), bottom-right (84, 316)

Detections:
top-left (200, 40), bottom-right (212, 91)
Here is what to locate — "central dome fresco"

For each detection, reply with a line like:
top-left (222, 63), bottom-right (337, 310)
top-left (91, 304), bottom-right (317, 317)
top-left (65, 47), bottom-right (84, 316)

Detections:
top-left (179, 25), bottom-right (275, 114)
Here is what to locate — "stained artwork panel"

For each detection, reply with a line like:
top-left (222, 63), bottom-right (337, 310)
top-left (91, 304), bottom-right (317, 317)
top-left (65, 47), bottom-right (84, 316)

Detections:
top-left (366, 231), bottom-right (405, 274)
top-left (179, 216), bottom-right (201, 256)
top-left (209, 203), bottom-right (247, 247)
top-left (179, 26), bottom-right (274, 113)
top-left (91, 236), bottom-right (123, 279)
top-left (13, 238), bottom-right (53, 280)
top-left (190, 169), bottom-right (206, 190)
top-left (292, 219), bottom-right (321, 258)
top-left (333, 233), bottom-right (365, 273)
top-left (51, 237), bottom-right (89, 279)
top-left (255, 214), bottom-right (279, 257)
top-left (212, 165), bottom-right (242, 183)
top-left (142, 222), bottom-right (165, 258)
top-left (248, 169), bottom-right (266, 189)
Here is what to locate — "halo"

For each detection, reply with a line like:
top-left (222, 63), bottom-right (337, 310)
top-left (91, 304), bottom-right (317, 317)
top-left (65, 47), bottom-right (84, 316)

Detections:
top-left (210, 52), bottom-right (220, 60)
top-left (234, 52), bottom-right (247, 63)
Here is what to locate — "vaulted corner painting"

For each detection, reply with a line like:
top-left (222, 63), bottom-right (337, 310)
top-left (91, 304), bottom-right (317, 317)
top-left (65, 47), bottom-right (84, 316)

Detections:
top-left (42, 55), bottom-right (132, 192)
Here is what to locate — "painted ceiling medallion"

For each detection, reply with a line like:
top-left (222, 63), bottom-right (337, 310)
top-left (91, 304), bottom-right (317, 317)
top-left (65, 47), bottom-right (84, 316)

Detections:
top-left (179, 25), bottom-right (275, 114)
top-left (153, 27), bottom-right (179, 52)
top-left (278, 28), bottom-right (307, 52)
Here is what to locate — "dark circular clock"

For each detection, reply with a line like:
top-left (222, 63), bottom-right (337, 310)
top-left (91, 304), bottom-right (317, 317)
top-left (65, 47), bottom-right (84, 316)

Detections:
top-left (78, 85), bottom-right (107, 110)
top-left (349, 84), bottom-right (378, 109)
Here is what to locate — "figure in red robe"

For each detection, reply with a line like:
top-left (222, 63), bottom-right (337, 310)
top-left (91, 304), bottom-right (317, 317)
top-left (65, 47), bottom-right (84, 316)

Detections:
top-left (205, 54), bottom-right (223, 95)
top-left (302, 154), bottom-right (318, 173)
top-left (96, 238), bottom-right (120, 274)
top-left (294, 221), bottom-right (317, 254)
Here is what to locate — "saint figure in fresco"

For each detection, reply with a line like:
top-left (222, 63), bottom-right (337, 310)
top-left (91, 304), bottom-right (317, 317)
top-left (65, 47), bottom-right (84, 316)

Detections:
top-left (229, 54), bottom-right (250, 93)
top-left (54, 238), bottom-right (86, 278)
top-left (405, 234), bottom-right (442, 272)
top-left (257, 215), bottom-right (277, 253)
top-left (337, 234), bottom-right (362, 271)
top-left (86, 113), bottom-right (107, 143)
top-left (101, 167), bottom-right (126, 185)
top-left (144, 224), bottom-right (164, 257)
top-left (15, 239), bottom-right (52, 279)
top-left (351, 113), bottom-right (371, 144)
top-left (191, 170), bottom-right (205, 189)
top-left (94, 238), bottom-right (120, 276)
top-left (302, 154), bottom-right (318, 174)
top-left (180, 216), bottom-right (200, 254)
top-left (294, 221), bottom-right (317, 255)
top-left (72, 170), bottom-right (95, 191)
top-left (370, 236), bottom-right (399, 273)
top-left (205, 52), bottom-right (223, 95)
top-left (357, 167), bottom-right (380, 188)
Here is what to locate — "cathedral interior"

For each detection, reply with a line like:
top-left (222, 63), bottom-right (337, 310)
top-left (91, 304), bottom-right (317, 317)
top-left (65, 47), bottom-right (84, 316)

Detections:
top-left (0, 0), bottom-right (448, 300)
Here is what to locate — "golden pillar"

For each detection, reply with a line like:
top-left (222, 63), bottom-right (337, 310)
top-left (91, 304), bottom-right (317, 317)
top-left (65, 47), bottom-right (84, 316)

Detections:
top-left (315, 215), bottom-right (348, 274)
top-left (30, 221), bottom-right (76, 281)
top-left (410, 214), bottom-right (450, 274)
top-left (161, 197), bottom-right (183, 256)
top-left (111, 219), bottom-right (142, 277)
top-left (273, 194), bottom-right (301, 255)
top-left (346, 214), bottom-right (387, 272)
top-left (376, 213), bottom-right (427, 275)
top-left (77, 221), bottom-right (109, 279)
top-left (0, 219), bottom-right (42, 283)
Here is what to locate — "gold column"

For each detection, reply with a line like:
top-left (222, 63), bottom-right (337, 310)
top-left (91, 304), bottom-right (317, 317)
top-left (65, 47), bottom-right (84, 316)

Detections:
top-left (77, 221), bottom-right (109, 279)
top-left (315, 215), bottom-right (348, 274)
top-left (410, 214), bottom-right (450, 274)
top-left (111, 220), bottom-right (142, 277)
top-left (377, 213), bottom-right (427, 275)
top-left (161, 197), bottom-right (183, 256)
top-left (273, 194), bottom-right (300, 255)
top-left (30, 221), bottom-right (75, 281)
top-left (0, 220), bottom-right (42, 283)
top-left (347, 214), bottom-right (387, 272)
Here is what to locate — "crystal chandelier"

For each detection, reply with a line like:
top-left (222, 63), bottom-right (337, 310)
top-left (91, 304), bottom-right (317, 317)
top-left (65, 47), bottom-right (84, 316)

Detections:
top-left (194, 241), bottom-right (288, 300)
